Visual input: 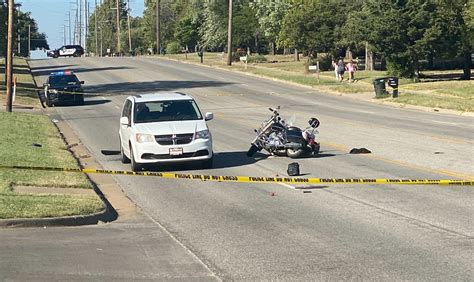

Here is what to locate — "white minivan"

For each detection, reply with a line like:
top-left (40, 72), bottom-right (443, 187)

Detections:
top-left (119, 92), bottom-right (213, 171)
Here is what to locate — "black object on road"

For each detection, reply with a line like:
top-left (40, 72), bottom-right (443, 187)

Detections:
top-left (287, 162), bottom-right (300, 176)
top-left (101, 150), bottom-right (120, 156)
top-left (349, 148), bottom-right (371, 154)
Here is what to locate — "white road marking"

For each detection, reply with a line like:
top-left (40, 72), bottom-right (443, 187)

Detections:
top-left (278, 183), bottom-right (297, 190)
top-left (431, 120), bottom-right (458, 126)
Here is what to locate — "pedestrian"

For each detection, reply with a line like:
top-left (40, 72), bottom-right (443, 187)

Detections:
top-left (337, 59), bottom-right (345, 82)
top-left (332, 59), bottom-right (339, 81)
top-left (346, 60), bottom-right (357, 82)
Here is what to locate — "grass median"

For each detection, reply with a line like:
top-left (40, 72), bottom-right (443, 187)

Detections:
top-left (0, 57), bottom-right (41, 107)
top-left (0, 102), bottom-right (103, 219)
top-left (164, 53), bottom-right (473, 112)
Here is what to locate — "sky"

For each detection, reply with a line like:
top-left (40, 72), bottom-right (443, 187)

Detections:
top-left (18, 0), bottom-right (145, 58)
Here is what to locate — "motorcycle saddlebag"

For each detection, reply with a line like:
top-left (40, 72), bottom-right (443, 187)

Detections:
top-left (287, 162), bottom-right (300, 176)
top-left (287, 129), bottom-right (303, 143)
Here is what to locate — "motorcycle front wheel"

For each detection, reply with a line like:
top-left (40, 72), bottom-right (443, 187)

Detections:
top-left (286, 148), bottom-right (305, 158)
top-left (246, 144), bottom-right (259, 157)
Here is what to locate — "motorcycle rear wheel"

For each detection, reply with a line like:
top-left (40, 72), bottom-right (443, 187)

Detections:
top-left (286, 148), bottom-right (305, 158)
top-left (246, 144), bottom-right (259, 157)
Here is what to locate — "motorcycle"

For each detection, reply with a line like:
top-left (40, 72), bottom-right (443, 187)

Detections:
top-left (246, 107), bottom-right (320, 158)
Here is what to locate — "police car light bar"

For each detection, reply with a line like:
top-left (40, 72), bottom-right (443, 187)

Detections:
top-left (50, 70), bottom-right (73, 76)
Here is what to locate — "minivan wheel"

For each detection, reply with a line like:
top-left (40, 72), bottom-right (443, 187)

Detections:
top-left (130, 147), bottom-right (142, 172)
top-left (120, 140), bottom-right (130, 164)
top-left (202, 156), bottom-right (213, 169)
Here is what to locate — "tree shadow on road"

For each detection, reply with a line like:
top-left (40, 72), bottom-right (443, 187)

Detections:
top-left (31, 66), bottom-right (133, 77)
top-left (83, 80), bottom-right (235, 96)
top-left (52, 99), bottom-right (111, 107)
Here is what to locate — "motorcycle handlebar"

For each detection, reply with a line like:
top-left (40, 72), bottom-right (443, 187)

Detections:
top-left (268, 107), bottom-right (279, 116)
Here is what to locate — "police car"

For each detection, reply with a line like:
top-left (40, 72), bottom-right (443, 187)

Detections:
top-left (43, 71), bottom-right (85, 106)
top-left (47, 45), bottom-right (84, 58)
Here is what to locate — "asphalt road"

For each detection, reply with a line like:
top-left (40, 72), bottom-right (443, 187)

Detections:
top-left (10, 57), bottom-right (474, 280)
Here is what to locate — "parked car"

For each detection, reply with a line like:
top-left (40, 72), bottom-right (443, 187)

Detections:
top-left (47, 45), bottom-right (84, 58)
top-left (119, 92), bottom-right (214, 171)
top-left (43, 71), bottom-right (84, 106)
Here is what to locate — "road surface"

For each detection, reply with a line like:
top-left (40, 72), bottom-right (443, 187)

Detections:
top-left (9, 57), bottom-right (474, 280)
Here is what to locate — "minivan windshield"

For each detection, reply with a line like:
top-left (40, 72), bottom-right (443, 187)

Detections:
top-left (134, 100), bottom-right (203, 123)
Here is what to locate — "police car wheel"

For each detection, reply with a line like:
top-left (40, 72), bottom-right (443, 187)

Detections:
top-left (76, 95), bottom-right (84, 105)
top-left (46, 97), bottom-right (53, 107)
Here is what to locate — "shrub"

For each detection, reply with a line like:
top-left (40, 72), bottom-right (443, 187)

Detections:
top-left (247, 54), bottom-right (267, 63)
top-left (166, 42), bottom-right (181, 54)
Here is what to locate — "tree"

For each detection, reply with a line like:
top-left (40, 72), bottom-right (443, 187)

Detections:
top-left (424, 0), bottom-right (472, 80)
top-left (173, 0), bottom-right (203, 50)
top-left (277, 0), bottom-right (346, 55)
top-left (250, 0), bottom-right (290, 55)
top-left (87, 0), bottom-right (126, 55)
top-left (200, 0), bottom-right (228, 50)
top-left (0, 1), bottom-right (48, 57)
top-left (344, 0), bottom-right (437, 78)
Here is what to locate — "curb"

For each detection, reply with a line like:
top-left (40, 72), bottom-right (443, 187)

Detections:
top-left (0, 65), bottom-right (119, 228)
top-left (156, 55), bottom-right (473, 117)
top-left (0, 209), bottom-right (108, 228)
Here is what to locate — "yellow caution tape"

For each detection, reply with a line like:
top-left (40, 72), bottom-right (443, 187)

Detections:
top-left (0, 165), bottom-right (472, 185)
top-left (0, 85), bottom-right (100, 96)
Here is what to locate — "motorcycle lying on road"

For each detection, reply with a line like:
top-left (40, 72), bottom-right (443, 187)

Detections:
top-left (247, 107), bottom-right (320, 158)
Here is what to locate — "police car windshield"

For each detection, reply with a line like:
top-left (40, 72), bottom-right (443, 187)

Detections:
top-left (49, 75), bottom-right (79, 86)
top-left (134, 100), bottom-right (203, 123)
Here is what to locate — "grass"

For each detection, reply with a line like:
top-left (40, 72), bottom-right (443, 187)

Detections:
top-left (0, 107), bottom-right (103, 219)
top-left (163, 52), bottom-right (473, 112)
top-left (0, 57), bottom-right (40, 106)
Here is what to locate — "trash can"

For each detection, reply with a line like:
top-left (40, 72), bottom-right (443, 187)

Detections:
top-left (373, 78), bottom-right (388, 98)
top-left (387, 77), bottom-right (399, 98)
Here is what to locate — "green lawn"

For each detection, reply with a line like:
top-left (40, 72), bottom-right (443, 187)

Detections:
top-left (0, 109), bottom-right (103, 219)
top-left (164, 53), bottom-right (473, 112)
top-left (0, 57), bottom-right (40, 106)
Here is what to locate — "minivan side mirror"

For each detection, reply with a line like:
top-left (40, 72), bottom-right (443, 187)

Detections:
top-left (120, 116), bottom-right (129, 126)
top-left (204, 112), bottom-right (213, 121)
top-left (80, 81), bottom-right (85, 84)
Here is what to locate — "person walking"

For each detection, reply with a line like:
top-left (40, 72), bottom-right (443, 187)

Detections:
top-left (332, 59), bottom-right (339, 81)
top-left (346, 60), bottom-right (357, 82)
top-left (337, 59), bottom-right (345, 82)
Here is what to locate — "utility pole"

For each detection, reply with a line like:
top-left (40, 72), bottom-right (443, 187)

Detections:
top-left (17, 8), bottom-right (20, 55)
top-left (6, 0), bottom-right (14, 112)
top-left (226, 0), bottom-right (233, 66)
top-left (100, 26), bottom-right (103, 57)
top-left (79, 0), bottom-right (82, 46)
top-left (85, 0), bottom-right (88, 53)
top-left (74, 0), bottom-right (78, 44)
top-left (156, 0), bottom-right (160, 54)
top-left (64, 24), bottom-right (67, 45)
top-left (69, 11), bottom-right (72, 44)
top-left (127, 0), bottom-right (132, 53)
top-left (28, 24), bottom-right (31, 57)
top-left (95, 0), bottom-right (98, 56)
top-left (116, 0), bottom-right (121, 54)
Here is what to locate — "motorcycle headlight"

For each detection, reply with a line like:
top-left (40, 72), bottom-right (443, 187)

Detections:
top-left (195, 129), bottom-right (210, 139)
top-left (135, 133), bottom-right (155, 143)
